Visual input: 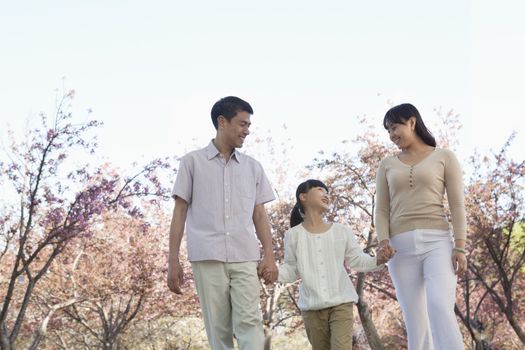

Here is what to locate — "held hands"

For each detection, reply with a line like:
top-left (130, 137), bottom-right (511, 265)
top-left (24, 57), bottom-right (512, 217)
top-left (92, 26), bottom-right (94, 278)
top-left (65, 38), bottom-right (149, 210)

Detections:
top-left (377, 240), bottom-right (396, 265)
top-left (258, 255), bottom-right (278, 285)
top-left (167, 259), bottom-right (184, 294)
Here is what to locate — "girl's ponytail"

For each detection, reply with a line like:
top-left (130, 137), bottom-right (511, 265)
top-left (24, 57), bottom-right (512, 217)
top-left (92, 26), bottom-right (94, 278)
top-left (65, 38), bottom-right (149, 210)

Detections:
top-left (290, 179), bottom-right (329, 228)
top-left (290, 202), bottom-right (304, 228)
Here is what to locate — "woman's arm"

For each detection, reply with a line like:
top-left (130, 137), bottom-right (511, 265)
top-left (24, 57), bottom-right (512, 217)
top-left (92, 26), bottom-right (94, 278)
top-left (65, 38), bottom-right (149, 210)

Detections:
top-left (375, 160), bottom-right (390, 242)
top-left (444, 150), bottom-right (468, 274)
top-left (444, 150), bottom-right (467, 241)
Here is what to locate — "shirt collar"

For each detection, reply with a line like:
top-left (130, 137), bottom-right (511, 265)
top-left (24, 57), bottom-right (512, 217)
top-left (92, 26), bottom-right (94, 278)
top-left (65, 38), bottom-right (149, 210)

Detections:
top-left (206, 140), bottom-right (242, 163)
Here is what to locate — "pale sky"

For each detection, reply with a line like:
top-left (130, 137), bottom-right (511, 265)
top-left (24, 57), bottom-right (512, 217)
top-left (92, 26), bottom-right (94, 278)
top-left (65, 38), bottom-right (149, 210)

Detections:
top-left (1, 0), bottom-right (524, 189)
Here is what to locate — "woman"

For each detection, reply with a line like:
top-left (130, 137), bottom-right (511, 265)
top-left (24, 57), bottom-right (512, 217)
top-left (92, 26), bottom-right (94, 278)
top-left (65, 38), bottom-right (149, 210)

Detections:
top-left (375, 103), bottom-right (467, 349)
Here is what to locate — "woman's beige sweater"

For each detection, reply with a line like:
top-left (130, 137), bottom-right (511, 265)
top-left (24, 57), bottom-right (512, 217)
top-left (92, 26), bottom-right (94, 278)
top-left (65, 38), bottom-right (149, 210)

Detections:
top-left (375, 148), bottom-right (467, 241)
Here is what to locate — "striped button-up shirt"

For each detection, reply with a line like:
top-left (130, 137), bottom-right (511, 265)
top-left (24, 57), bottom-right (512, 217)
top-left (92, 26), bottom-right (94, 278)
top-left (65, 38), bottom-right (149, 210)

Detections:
top-left (172, 141), bottom-right (275, 262)
top-left (278, 223), bottom-right (380, 310)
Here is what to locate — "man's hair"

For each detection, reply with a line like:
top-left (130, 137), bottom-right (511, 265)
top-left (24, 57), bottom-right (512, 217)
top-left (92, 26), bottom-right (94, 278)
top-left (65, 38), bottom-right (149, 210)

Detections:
top-left (211, 96), bottom-right (253, 130)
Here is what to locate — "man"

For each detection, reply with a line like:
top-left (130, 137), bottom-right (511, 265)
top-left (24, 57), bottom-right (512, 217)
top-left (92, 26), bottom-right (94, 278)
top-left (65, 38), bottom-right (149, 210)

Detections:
top-left (167, 96), bottom-right (277, 350)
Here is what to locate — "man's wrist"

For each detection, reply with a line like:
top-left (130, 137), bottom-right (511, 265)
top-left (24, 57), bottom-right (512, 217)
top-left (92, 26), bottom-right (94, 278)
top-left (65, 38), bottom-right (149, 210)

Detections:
top-left (168, 255), bottom-right (181, 264)
top-left (262, 252), bottom-right (275, 260)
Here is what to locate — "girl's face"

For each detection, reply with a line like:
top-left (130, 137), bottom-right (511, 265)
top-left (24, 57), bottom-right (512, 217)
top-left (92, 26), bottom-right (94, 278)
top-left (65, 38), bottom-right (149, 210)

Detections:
top-left (300, 186), bottom-right (329, 213)
top-left (386, 117), bottom-right (416, 150)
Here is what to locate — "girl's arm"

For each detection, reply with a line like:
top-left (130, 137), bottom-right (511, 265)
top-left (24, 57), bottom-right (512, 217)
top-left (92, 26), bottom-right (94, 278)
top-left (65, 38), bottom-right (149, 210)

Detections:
top-left (344, 226), bottom-right (382, 272)
top-left (277, 230), bottom-right (301, 283)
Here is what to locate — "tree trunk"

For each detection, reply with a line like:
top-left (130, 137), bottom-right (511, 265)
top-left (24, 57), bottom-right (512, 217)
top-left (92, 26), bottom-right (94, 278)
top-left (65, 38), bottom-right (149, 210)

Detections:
top-left (507, 313), bottom-right (525, 345)
top-left (0, 326), bottom-right (11, 350)
top-left (28, 298), bottom-right (78, 350)
top-left (474, 339), bottom-right (491, 350)
top-left (356, 272), bottom-right (385, 350)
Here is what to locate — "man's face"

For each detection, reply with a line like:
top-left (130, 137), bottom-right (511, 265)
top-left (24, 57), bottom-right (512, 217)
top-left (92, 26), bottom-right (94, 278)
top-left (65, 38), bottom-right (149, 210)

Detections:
top-left (219, 111), bottom-right (251, 148)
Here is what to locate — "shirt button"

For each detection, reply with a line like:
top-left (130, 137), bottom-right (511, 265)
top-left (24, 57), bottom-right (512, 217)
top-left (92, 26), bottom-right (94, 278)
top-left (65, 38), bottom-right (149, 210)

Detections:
top-left (226, 232), bottom-right (230, 236)
top-left (225, 198), bottom-right (229, 202)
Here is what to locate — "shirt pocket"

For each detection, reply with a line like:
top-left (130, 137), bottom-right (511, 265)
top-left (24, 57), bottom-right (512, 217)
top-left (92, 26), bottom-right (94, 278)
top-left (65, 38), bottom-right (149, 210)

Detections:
top-left (235, 176), bottom-right (256, 215)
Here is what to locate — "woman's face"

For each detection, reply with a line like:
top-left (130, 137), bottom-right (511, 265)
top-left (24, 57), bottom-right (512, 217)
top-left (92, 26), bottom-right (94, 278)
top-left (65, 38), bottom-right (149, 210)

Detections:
top-left (386, 117), bottom-right (416, 149)
top-left (300, 186), bottom-right (330, 213)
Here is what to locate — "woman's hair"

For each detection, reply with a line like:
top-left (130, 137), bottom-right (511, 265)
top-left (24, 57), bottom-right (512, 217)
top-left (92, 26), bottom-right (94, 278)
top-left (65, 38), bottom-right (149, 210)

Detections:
top-left (383, 103), bottom-right (436, 147)
top-left (290, 179), bottom-right (329, 228)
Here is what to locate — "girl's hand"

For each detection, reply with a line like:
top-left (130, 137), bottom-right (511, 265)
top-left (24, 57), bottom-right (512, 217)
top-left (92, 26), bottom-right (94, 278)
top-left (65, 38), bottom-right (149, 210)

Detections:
top-left (377, 240), bottom-right (396, 265)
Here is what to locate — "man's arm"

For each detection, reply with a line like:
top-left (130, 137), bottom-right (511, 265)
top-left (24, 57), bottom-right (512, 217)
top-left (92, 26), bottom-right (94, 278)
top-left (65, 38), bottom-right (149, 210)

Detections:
top-left (167, 197), bottom-right (188, 294)
top-left (252, 203), bottom-right (277, 284)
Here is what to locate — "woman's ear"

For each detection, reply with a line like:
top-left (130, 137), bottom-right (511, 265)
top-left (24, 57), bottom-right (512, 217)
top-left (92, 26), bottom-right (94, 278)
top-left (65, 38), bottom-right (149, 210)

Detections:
top-left (409, 116), bottom-right (417, 131)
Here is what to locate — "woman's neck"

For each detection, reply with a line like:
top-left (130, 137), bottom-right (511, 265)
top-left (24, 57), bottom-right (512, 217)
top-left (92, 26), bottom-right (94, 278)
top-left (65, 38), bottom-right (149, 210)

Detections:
top-left (402, 139), bottom-right (433, 155)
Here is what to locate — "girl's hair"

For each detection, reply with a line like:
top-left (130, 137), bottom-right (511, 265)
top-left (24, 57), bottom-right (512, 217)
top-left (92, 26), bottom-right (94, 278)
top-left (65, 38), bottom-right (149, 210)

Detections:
top-left (383, 103), bottom-right (437, 147)
top-left (290, 179), bottom-right (329, 228)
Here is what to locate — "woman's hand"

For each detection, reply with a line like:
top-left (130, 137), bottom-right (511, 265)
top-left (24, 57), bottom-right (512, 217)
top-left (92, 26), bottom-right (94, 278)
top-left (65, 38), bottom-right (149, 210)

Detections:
top-left (452, 239), bottom-right (468, 275)
top-left (377, 240), bottom-right (396, 265)
top-left (452, 248), bottom-right (468, 275)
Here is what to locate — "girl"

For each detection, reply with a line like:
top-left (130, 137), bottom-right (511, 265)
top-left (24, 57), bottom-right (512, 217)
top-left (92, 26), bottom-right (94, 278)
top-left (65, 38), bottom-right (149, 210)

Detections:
top-left (271, 179), bottom-right (392, 350)
top-left (375, 103), bottom-right (467, 349)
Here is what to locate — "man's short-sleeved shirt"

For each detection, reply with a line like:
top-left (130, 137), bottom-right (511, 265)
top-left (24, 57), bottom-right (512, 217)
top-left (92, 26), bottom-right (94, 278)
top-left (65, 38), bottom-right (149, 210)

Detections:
top-left (172, 140), bottom-right (276, 262)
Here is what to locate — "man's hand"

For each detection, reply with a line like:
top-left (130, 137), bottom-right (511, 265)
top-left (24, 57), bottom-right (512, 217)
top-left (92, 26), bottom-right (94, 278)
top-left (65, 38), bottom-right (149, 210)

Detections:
top-left (167, 260), bottom-right (184, 294)
top-left (167, 197), bottom-right (188, 295)
top-left (252, 203), bottom-right (277, 284)
top-left (258, 255), bottom-right (278, 284)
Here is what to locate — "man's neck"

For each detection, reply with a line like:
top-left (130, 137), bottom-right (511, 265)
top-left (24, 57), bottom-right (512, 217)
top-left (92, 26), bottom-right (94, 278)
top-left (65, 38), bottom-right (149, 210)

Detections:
top-left (213, 137), bottom-right (235, 160)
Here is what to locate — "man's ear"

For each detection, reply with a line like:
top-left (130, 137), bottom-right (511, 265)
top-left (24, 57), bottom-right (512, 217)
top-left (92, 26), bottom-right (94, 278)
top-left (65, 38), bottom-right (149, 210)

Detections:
top-left (217, 115), bottom-right (226, 129)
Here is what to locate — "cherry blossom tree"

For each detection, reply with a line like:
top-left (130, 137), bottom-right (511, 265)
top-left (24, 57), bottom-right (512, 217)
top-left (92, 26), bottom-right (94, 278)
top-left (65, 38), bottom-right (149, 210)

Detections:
top-left (457, 134), bottom-right (525, 348)
top-left (0, 91), bottom-right (170, 349)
